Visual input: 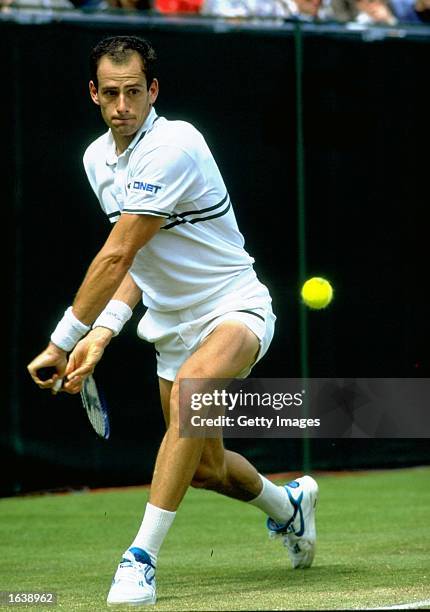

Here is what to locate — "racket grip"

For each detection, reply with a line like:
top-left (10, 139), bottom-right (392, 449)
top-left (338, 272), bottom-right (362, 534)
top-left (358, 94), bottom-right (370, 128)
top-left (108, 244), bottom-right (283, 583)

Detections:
top-left (52, 378), bottom-right (63, 393)
top-left (37, 366), bottom-right (58, 380)
top-left (37, 366), bottom-right (63, 393)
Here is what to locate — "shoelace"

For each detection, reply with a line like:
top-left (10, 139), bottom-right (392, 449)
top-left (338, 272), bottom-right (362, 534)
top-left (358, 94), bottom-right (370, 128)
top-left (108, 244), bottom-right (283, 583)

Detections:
top-left (121, 560), bottom-right (155, 586)
top-left (116, 563), bottom-right (142, 584)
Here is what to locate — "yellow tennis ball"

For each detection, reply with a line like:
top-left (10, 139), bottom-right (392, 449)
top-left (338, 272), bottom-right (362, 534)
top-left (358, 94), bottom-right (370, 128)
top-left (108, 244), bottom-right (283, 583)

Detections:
top-left (301, 277), bottom-right (333, 310)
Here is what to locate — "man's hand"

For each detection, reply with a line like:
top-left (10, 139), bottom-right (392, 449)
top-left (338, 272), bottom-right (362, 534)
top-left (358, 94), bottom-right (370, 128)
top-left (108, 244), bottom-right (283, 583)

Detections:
top-left (63, 327), bottom-right (114, 394)
top-left (27, 342), bottom-right (68, 394)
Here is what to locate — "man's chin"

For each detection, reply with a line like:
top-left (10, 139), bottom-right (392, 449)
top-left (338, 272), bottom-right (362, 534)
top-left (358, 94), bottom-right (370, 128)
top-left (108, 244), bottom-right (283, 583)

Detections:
top-left (111, 121), bottom-right (138, 135)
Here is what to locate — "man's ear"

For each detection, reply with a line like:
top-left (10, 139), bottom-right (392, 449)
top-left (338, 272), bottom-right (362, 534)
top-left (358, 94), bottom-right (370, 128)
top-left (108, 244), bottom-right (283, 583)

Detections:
top-left (148, 78), bottom-right (159, 106)
top-left (89, 81), bottom-right (100, 106)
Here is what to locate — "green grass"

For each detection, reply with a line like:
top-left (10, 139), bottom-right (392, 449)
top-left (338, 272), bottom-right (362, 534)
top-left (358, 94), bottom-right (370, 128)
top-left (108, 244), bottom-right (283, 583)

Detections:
top-left (1, 467), bottom-right (429, 611)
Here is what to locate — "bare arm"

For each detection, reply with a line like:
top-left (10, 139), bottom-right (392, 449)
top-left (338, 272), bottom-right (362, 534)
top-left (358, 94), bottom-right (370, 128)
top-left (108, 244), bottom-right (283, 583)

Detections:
top-left (27, 213), bottom-right (162, 390)
top-left (111, 270), bottom-right (143, 310)
top-left (71, 213), bottom-right (163, 324)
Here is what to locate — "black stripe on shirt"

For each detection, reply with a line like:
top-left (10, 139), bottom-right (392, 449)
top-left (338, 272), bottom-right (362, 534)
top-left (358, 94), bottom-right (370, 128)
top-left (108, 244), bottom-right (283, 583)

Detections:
top-left (189, 201), bottom-right (231, 225)
top-left (163, 194), bottom-right (230, 230)
top-left (178, 193), bottom-right (229, 220)
top-left (122, 208), bottom-right (171, 218)
top-left (236, 309), bottom-right (265, 322)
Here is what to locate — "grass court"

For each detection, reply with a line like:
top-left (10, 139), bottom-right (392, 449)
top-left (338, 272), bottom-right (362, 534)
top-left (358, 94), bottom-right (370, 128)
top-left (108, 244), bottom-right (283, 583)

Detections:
top-left (1, 467), bottom-right (429, 611)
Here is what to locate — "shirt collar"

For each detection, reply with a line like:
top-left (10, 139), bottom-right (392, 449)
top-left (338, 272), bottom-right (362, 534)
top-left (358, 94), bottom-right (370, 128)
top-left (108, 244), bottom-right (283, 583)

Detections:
top-left (106, 106), bottom-right (158, 166)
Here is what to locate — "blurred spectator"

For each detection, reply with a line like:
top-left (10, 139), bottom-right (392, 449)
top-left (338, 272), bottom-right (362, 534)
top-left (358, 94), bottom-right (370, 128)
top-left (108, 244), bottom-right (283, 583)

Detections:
top-left (201, 0), bottom-right (288, 17)
top-left (2, 0), bottom-right (428, 23)
top-left (202, 0), bottom-right (335, 19)
top-left (155, 0), bottom-right (202, 12)
top-left (355, 0), bottom-right (397, 23)
top-left (329, 0), bottom-right (352, 18)
top-left (389, 0), bottom-right (430, 22)
top-left (331, 0), bottom-right (397, 22)
top-left (283, 0), bottom-right (336, 19)
top-left (0, 0), bottom-right (153, 10)
top-left (70, 0), bottom-right (151, 7)
top-left (1, 0), bottom-right (72, 8)
top-left (105, 0), bottom-right (151, 6)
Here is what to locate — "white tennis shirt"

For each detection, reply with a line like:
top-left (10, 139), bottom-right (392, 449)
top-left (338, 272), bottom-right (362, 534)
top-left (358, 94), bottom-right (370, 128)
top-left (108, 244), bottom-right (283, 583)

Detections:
top-left (83, 107), bottom-right (255, 311)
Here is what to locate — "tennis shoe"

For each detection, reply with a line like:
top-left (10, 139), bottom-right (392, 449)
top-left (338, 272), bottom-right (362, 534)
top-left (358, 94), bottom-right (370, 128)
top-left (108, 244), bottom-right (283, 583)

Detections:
top-left (267, 475), bottom-right (318, 569)
top-left (107, 547), bottom-right (156, 606)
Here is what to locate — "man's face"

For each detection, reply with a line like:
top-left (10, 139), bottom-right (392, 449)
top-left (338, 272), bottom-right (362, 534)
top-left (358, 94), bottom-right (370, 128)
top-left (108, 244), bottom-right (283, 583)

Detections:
top-left (89, 52), bottom-right (158, 146)
top-left (296, 0), bottom-right (321, 15)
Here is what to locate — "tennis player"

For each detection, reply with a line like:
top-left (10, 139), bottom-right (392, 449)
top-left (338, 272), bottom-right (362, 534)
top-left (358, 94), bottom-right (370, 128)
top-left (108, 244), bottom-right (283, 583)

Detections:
top-left (27, 36), bottom-right (318, 606)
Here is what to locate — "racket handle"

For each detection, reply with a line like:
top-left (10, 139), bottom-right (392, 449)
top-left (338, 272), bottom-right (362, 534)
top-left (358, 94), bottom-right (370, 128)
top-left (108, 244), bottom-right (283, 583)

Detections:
top-left (37, 366), bottom-right (63, 393)
top-left (52, 378), bottom-right (63, 393)
top-left (37, 366), bottom-right (57, 380)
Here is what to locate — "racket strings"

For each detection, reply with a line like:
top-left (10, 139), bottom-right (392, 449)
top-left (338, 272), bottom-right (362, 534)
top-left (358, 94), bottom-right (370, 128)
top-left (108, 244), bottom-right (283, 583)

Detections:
top-left (84, 398), bottom-right (107, 436)
top-left (80, 376), bottom-right (110, 439)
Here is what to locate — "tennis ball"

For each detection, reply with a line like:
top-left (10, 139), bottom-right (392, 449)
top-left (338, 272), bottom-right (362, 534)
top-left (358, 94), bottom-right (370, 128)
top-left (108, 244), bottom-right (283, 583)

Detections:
top-left (301, 277), bottom-right (333, 310)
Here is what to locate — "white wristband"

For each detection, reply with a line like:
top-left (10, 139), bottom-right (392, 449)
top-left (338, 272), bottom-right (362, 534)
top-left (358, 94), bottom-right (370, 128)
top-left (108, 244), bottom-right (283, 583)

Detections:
top-left (50, 307), bottom-right (91, 352)
top-left (92, 300), bottom-right (133, 336)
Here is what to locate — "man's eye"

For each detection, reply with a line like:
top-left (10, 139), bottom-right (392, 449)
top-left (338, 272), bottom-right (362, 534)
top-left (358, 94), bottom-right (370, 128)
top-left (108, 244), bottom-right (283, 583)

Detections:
top-left (129, 89), bottom-right (140, 95)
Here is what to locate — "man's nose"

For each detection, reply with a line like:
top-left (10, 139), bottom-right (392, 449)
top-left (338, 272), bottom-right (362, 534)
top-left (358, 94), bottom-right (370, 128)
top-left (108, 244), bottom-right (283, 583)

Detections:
top-left (116, 94), bottom-right (128, 114)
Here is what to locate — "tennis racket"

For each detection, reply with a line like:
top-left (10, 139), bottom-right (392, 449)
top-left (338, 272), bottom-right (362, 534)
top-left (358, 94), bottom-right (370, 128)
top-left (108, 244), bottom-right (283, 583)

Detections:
top-left (37, 367), bottom-right (110, 439)
top-left (79, 374), bottom-right (110, 439)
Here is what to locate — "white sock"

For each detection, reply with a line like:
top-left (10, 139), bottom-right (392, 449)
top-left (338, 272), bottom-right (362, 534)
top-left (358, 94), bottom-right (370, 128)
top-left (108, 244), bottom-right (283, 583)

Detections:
top-left (248, 475), bottom-right (293, 524)
top-left (129, 502), bottom-right (176, 563)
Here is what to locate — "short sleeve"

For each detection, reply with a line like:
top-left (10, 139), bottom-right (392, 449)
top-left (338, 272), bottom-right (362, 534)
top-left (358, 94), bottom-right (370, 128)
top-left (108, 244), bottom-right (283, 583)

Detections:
top-left (124, 145), bottom-right (203, 218)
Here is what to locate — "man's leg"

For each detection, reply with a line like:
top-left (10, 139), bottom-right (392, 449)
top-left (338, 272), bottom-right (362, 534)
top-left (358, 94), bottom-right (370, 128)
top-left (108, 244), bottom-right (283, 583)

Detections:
top-left (156, 380), bottom-right (298, 520)
top-left (149, 320), bottom-right (261, 510)
top-left (147, 322), bottom-right (318, 571)
top-left (128, 321), bottom-right (300, 557)
top-left (107, 321), bottom-right (318, 606)
top-left (158, 377), bottom-right (264, 502)
top-left (107, 321), bottom-right (264, 606)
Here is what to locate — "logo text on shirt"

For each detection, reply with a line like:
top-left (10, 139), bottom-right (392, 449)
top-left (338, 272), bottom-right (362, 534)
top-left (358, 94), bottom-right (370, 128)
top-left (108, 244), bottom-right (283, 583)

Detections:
top-left (128, 180), bottom-right (164, 195)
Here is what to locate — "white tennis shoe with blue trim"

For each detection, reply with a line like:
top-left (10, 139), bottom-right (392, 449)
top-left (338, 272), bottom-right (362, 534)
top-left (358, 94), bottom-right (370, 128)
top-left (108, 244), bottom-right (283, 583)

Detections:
top-left (267, 475), bottom-right (319, 569)
top-left (107, 547), bottom-right (156, 606)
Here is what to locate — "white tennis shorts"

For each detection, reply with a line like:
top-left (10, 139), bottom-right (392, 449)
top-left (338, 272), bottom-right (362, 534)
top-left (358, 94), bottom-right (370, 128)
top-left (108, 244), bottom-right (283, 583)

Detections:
top-left (137, 268), bottom-right (276, 381)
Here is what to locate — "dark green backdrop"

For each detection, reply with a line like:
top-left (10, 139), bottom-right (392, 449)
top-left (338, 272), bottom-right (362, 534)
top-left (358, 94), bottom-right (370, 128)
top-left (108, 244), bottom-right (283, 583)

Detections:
top-left (2, 13), bottom-right (430, 495)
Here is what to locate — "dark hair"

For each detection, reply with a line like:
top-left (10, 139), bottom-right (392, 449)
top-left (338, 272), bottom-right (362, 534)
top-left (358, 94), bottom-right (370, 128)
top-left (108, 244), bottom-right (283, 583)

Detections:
top-left (90, 36), bottom-right (157, 90)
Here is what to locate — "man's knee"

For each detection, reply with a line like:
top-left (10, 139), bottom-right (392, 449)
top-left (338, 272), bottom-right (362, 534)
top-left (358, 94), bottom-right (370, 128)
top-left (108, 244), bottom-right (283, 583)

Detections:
top-left (191, 460), bottom-right (225, 491)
